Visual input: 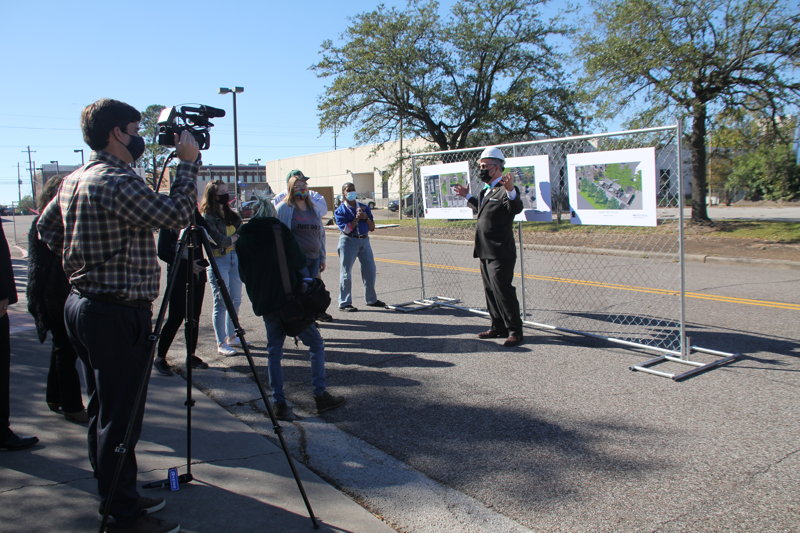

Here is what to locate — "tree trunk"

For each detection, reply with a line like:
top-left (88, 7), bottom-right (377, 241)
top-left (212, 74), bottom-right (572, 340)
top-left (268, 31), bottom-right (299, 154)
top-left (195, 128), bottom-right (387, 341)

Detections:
top-left (690, 103), bottom-right (710, 223)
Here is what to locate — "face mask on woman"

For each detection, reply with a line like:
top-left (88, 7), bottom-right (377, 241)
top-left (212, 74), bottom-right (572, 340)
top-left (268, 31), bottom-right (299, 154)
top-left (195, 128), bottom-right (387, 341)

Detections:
top-left (346, 191), bottom-right (358, 202)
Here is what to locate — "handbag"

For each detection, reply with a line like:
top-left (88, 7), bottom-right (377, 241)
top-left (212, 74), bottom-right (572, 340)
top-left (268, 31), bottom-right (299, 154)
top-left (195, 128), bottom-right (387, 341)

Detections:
top-left (272, 226), bottom-right (331, 336)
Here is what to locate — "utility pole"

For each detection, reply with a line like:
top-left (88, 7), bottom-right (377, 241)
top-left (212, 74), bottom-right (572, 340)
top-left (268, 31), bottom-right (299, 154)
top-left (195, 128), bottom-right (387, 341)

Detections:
top-left (17, 163), bottom-right (22, 205)
top-left (23, 146), bottom-right (36, 199)
top-left (399, 115), bottom-right (404, 221)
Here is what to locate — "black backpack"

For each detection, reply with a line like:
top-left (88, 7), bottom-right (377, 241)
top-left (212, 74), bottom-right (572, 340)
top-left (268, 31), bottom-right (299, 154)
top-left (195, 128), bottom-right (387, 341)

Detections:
top-left (272, 226), bottom-right (331, 336)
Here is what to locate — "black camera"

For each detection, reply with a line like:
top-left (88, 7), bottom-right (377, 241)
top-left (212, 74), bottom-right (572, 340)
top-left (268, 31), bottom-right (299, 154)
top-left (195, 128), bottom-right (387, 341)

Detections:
top-left (157, 105), bottom-right (226, 150)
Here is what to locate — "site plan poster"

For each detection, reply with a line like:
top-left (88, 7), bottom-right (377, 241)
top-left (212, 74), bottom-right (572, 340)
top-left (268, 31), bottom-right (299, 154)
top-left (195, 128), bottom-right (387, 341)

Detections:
top-left (505, 155), bottom-right (552, 222)
top-left (567, 147), bottom-right (657, 227)
top-left (420, 161), bottom-right (473, 219)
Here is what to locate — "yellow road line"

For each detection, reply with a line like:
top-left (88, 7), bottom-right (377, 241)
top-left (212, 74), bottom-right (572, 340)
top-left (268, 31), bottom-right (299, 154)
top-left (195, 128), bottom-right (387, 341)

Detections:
top-left (368, 256), bottom-right (800, 311)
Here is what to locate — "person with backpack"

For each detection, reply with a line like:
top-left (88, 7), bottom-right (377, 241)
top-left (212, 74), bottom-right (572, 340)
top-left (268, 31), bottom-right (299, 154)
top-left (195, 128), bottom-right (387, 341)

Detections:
top-left (236, 198), bottom-right (345, 421)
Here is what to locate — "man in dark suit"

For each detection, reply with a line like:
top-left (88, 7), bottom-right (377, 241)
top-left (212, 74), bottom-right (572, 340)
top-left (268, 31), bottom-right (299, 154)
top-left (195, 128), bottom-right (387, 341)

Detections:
top-left (455, 147), bottom-right (524, 347)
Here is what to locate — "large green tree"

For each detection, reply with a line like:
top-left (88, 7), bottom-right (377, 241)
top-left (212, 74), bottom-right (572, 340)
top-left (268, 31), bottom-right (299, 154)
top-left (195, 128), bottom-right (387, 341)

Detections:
top-left (577, 0), bottom-right (800, 223)
top-left (313, 0), bottom-right (583, 151)
top-left (138, 104), bottom-right (172, 190)
top-left (710, 110), bottom-right (799, 201)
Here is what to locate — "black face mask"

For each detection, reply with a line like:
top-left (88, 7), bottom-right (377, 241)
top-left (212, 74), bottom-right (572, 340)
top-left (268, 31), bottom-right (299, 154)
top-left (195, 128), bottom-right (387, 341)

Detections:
top-left (217, 194), bottom-right (230, 204)
top-left (478, 168), bottom-right (492, 183)
top-left (124, 132), bottom-right (145, 162)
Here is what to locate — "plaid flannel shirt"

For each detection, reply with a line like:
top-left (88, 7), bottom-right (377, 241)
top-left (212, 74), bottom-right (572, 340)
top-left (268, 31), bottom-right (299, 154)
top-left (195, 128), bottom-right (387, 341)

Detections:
top-left (37, 150), bottom-right (198, 302)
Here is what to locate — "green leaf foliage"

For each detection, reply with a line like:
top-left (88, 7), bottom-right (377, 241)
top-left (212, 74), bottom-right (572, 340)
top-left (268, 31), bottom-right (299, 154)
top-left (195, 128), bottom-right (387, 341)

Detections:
top-left (577, 0), bottom-right (800, 221)
top-left (138, 104), bottom-right (173, 190)
top-left (313, 0), bottom-right (584, 151)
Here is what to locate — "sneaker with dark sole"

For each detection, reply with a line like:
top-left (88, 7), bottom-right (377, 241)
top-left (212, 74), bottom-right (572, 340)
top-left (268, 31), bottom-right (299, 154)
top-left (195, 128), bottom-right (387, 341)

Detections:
top-left (338, 305), bottom-right (358, 312)
top-left (317, 312), bottom-right (333, 322)
top-left (98, 497), bottom-right (165, 521)
top-left (102, 513), bottom-right (179, 533)
top-left (189, 356), bottom-right (208, 369)
top-left (366, 300), bottom-right (386, 308)
top-left (153, 358), bottom-right (173, 376)
top-left (63, 409), bottom-right (89, 424)
top-left (273, 402), bottom-right (295, 421)
top-left (315, 391), bottom-right (346, 414)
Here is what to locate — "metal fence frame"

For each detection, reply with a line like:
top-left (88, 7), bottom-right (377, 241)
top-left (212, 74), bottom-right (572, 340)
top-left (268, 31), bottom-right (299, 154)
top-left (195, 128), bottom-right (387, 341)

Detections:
top-left (390, 122), bottom-right (739, 380)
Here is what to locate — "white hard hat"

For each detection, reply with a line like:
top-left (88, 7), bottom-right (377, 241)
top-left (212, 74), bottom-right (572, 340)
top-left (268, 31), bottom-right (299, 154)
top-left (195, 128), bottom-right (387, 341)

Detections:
top-left (479, 146), bottom-right (505, 163)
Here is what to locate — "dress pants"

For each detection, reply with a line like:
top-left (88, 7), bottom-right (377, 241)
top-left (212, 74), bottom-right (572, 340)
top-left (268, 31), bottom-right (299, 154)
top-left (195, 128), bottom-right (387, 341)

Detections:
top-left (479, 257), bottom-right (522, 336)
top-left (45, 312), bottom-right (84, 413)
top-left (64, 292), bottom-right (152, 523)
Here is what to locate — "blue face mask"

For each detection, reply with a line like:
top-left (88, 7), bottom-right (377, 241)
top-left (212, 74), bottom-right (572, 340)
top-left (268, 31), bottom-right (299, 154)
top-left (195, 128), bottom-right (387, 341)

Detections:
top-left (346, 191), bottom-right (358, 201)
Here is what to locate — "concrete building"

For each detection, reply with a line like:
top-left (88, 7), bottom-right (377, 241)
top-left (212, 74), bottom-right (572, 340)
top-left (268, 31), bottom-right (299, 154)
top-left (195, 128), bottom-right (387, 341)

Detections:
top-left (264, 138), bottom-right (430, 209)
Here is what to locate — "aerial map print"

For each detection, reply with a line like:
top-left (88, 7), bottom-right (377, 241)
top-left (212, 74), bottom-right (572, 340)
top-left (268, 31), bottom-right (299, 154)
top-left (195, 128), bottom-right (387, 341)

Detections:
top-left (420, 161), bottom-right (473, 219)
top-left (575, 161), bottom-right (643, 210)
top-left (505, 155), bottom-right (552, 222)
top-left (567, 147), bottom-right (657, 227)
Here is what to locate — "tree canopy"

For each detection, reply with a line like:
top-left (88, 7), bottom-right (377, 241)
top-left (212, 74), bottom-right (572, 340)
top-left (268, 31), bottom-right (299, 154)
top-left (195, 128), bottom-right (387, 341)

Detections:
top-left (313, 0), bottom-right (584, 152)
top-left (138, 104), bottom-right (172, 190)
top-left (577, 0), bottom-right (800, 222)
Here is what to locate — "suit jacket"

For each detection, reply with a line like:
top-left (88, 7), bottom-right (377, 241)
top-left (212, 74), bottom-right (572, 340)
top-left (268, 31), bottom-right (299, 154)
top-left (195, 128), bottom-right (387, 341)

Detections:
top-left (467, 184), bottom-right (523, 261)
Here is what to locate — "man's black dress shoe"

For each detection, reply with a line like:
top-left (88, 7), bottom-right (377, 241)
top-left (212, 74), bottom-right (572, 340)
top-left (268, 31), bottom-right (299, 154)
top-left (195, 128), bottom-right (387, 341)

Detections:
top-left (503, 334), bottom-right (524, 347)
top-left (477, 329), bottom-right (508, 339)
top-left (0, 431), bottom-right (39, 451)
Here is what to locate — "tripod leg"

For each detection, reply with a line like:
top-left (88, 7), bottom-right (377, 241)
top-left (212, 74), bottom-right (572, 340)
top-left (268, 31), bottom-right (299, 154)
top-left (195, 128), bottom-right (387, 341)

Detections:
top-left (198, 228), bottom-right (319, 529)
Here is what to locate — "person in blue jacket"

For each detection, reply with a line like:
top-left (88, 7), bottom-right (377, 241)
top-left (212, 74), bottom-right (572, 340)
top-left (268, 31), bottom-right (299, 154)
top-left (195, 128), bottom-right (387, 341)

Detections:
top-left (333, 182), bottom-right (385, 312)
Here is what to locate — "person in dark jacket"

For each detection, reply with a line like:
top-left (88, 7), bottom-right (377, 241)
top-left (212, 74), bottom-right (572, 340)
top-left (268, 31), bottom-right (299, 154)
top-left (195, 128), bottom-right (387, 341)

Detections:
top-left (27, 175), bottom-right (88, 422)
top-left (236, 198), bottom-right (344, 421)
top-left (153, 211), bottom-right (209, 376)
top-left (1, 218), bottom-right (39, 450)
top-left (454, 146), bottom-right (525, 347)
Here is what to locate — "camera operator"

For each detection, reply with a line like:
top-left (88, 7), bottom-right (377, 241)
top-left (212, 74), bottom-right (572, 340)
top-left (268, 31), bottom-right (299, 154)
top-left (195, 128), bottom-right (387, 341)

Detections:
top-left (37, 98), bottom-right (199, 533)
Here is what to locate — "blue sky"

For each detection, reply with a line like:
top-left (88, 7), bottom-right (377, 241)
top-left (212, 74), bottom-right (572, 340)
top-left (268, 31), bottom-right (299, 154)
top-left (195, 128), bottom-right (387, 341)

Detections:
top-left (0, 0), bottom-right (580, 205)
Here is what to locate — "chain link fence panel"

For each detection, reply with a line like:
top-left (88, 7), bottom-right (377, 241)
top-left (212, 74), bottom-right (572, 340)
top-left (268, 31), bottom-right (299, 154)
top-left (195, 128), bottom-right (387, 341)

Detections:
top-left (407, 126), bottom-right (687, 354)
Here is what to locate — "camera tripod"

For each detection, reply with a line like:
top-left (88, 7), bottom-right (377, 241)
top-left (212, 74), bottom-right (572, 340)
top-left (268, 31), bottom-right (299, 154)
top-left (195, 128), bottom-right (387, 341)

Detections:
top-left (98, 217), bottom-right (318, 531)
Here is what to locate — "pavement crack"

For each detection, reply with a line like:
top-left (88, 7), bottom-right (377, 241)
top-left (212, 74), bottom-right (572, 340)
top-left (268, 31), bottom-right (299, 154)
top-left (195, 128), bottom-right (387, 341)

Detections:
top-left (751, 448), bottom-right (799, 476)
top-left (296, 423), bottom-right (311, 465)
top-left (0, 474), bottom-right (95, 494)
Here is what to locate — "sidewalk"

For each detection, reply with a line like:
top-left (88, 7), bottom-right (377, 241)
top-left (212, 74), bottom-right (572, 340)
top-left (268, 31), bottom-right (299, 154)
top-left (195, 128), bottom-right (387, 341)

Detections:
top-left (1, 311), bottom-right (395, 533)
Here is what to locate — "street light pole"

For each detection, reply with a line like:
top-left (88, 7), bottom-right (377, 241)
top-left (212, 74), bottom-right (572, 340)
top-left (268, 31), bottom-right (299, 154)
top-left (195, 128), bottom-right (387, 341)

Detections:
top-left (50, 160), bottom-right (60, 178)
top-left (254, 158), bottom-right (261, 183)
top-left (218, 86), bottom-right (244, 210)
top-left (74, 148), bottom-right (85, 166)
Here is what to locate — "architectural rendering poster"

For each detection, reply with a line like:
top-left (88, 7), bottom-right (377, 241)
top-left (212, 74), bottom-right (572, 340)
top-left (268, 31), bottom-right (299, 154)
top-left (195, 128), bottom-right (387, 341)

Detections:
top-left (419, 161), bottom-right (473, 219)
top-left (567, 147), bottom-right (657, 227)
top-left (504, 155), bottom-right (552, 222)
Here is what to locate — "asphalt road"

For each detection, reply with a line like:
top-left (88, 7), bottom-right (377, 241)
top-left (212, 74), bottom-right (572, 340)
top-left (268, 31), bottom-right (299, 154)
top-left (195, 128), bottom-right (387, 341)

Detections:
top-left (5, 215), bottom-right (798, 532)
top-left (190, 232), bottom-right (798, 532)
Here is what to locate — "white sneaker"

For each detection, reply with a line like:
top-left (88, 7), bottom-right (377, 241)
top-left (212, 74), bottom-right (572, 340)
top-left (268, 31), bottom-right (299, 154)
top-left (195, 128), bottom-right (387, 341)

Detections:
top-left (217, 343), bottom-right (236, 356)
top-left (226, 336), bottom-right (252, 348)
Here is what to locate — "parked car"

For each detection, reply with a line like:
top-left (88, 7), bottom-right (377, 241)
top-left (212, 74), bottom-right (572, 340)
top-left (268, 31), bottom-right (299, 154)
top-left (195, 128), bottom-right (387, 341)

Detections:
top-left (390, 193), bottom-right (423, 217)
top-left (238, 200), bottom-right (258, 219)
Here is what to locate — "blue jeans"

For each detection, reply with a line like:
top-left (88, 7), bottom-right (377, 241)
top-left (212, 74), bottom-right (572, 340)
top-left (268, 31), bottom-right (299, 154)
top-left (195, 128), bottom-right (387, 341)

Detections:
top-left (304, 256), bottom-right (322, 279)
top-left (263, 315), bottom-right (326, 403)
top-left (337, 235), bottom-right (377, 307)
top-left (207, 251), bottom-right (242, 345)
